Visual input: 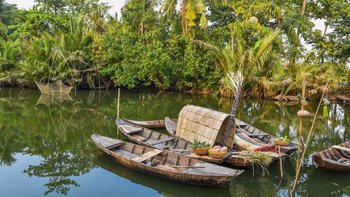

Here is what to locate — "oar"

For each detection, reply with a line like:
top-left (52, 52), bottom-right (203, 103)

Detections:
top-left (171, 165), bottom-right (205, 168)
top-left (217, 151), bottom-right (241, 164)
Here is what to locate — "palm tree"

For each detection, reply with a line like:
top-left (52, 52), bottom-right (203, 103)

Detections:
top-left (197, 29), bottom-right (281, 143)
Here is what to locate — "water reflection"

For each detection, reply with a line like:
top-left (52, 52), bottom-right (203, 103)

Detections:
top-left (36, 94), bottom-right (73, 106)
top-left (0, 88), bottom-right (349, 196)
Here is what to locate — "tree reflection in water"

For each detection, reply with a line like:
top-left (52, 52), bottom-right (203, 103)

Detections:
top-left (0, 89), bottom-right (114, 195)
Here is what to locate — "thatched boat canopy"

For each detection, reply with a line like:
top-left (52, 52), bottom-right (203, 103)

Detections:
top-left (176, 105), bottom-right (235, 149)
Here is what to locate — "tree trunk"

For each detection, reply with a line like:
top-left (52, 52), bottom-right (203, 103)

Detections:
top-left (181, 0), bottom-right (187, 35)
top-left (301, 0), bottom-right (307, 16)
top-left (223, 83), bottom-right (241, 146)
top-left (323, 23), bottom-right (328, 37)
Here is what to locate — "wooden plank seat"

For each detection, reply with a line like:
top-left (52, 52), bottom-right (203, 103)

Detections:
top-left (149, 137), bottom-right (175, 145)
top-left (132, 149), bottom-right (163, 162)
top-left (120, 125), bottom-right (143, 134)
top-left (106, 142), bottom-right (125, 150)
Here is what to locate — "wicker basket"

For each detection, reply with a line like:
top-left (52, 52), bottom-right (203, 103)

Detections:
top-left (274, 139), bottom-right (290, 146)
top-left (193, 147), bottom-right (210, 155)
top-left (208, 150), bottom-right (227, 159)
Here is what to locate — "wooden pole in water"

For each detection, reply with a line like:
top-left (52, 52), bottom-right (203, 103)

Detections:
top-left (278, 145), bottom-right (283, 178)
top-left (296, 78), bottom-right (306, 169)
top-left (117, 88), bottom-right (120, 119)
top-left (117, 88), bottom-right (121, 135)
top-left (292, 81), bottom-right (328, 192)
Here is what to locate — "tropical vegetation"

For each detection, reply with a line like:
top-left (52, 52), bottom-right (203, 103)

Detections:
top-left (0, 0), bottom-right (349, 98)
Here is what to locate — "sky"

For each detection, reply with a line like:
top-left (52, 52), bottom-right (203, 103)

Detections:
top-left (6, 0), bottom-right (125, 16)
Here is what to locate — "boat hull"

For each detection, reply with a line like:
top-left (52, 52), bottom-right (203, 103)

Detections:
top-left (313, 141), bottom-right (350, 171)
top-left (91, 134), bottom-right (243, 186)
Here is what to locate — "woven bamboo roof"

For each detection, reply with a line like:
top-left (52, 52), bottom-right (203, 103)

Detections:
top-left (176, 105), bottom-right (235, 148)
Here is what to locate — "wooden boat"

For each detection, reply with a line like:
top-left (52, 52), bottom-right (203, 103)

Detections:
top-left (117, 119), bottom-right (260, 167)
top-left (313, 141), bottom-right (350, 171)
top-left (164, 117), bottom-right (296, 155)
top-left (235, 119), bottom-right (297, 154)
top-left (35, 80), bottom-right (73, 95)
top-left (91, 134), bottom-right (244, 186)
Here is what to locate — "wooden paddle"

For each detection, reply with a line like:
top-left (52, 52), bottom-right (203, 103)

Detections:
top-left (171, 165), bottom-right (205, 168)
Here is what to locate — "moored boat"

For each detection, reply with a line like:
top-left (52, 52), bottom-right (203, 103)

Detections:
top-left (313, 141), bottom-right (350, 171)
top-left (91, 134), bottom-right (244, 186)
top-left (117, 119), bottom-right (273, 167)
top-left (164, 116), bottom-right (296, 155)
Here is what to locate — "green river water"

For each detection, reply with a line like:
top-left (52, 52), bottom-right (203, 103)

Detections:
top-left (0, 88), bottom-right (349, 197)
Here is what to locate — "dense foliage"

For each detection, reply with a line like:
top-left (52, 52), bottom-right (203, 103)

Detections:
top-left (0, 0), bottom-right (349, 98)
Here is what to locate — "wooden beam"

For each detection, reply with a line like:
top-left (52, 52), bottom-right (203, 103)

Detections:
top-left (150, 137), bottom-right (175, 145)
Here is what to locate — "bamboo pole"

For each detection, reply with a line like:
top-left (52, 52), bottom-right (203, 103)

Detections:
top-left (117, 88), bottom-right (120, 119)
top-left (117, 88), bottom-right (121, 136)
top-left (296, 78), bottom-right (306, 169)
top-left (278, 145), bottom-right (283, 178)
top-left (292, 82), bottom-right (328, 192)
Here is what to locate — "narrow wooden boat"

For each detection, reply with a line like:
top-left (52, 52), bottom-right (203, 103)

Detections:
top-left (91, 134), bottom-right (244, 186)
top-left (313, 141), bottom-right (350, 171)
top-left (164, 117), bottom-right (296, 155)
top-left (117, 119), bottom-right (259, 167)
top-left (235, 119), bottom-right (297, 154)
top-left (124, 118), bottom-right (178, 129)
top-left (35, 80), bottom-right (73, 95)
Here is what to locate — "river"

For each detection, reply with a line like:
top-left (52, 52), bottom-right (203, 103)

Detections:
top-left (0, 88), bottom-right (349, 196)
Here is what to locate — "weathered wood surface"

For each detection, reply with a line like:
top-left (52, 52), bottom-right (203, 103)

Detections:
top-left (165, 117), bottom-right (177, 136)
top-left (332, 145), bottom-right (350, 152)
top-left (313, 141), bottom-right (350, 171)
top-left (132, 149), bottom-right (163, 162)
top-left (120, 125), bottom-right (143, 134)
top-left (124, 118), bottom-right (178, 129)
top-left (149, 137), bottom-right (175, 145)
top-left (91, 134), bottom-right (244, 186)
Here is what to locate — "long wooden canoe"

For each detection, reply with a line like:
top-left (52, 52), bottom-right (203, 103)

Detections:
top-left (313, 141), bottom-right (350, 171)
top-left (91, 134), bottom-right (244, 186)
top-left (164, 117), bottom-right (296, 155)
top-left (234, 119), bottom-right (297, 154)
top-left (123, 118), bottom-right (177, 129)
top-left (117, 119), bottom-right (256, 167)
